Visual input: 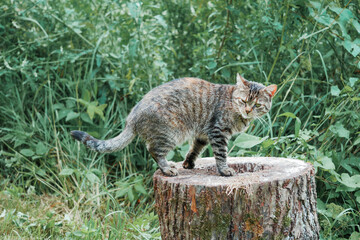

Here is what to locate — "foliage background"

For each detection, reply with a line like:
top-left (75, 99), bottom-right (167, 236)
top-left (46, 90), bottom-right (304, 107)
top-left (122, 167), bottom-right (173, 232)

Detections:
top-left (0, 0), bottom-right (359, 239)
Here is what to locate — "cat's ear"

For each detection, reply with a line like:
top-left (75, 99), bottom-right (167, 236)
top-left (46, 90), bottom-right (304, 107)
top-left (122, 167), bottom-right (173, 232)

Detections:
top-left (236, 73), bottom-right (249, 88)
top-left (264, 84), bottom-right (277, 97)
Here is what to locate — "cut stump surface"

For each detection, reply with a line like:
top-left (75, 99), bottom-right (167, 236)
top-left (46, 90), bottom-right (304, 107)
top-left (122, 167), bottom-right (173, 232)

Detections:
top-left (153, 157), bottom-right (319, 240)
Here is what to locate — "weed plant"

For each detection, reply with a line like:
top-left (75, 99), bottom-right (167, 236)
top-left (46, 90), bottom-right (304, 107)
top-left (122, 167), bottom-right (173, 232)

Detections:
top-left (0, 0), bottom-right (359, 239)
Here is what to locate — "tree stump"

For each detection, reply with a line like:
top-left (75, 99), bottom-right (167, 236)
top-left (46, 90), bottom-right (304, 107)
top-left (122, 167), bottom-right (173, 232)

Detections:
top-left (153, 157), bottom-right (319, 240)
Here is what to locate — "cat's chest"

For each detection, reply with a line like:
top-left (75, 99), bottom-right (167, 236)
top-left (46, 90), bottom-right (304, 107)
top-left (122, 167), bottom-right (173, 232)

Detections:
top-left (234, 116), bottom-right (250, 133)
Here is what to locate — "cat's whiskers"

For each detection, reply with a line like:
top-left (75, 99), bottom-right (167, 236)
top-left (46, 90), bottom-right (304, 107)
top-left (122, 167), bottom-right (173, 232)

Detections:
top-left (261, 117), bottom-right (268, 127)
top-left (254, 116), bottom-right (268, 128)
top-left (254, 117), bottom-right (263, 127)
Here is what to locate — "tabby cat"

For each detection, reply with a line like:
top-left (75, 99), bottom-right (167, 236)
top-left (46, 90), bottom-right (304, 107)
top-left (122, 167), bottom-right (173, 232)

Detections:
top-left (71, 74), bottom-right (277, 177)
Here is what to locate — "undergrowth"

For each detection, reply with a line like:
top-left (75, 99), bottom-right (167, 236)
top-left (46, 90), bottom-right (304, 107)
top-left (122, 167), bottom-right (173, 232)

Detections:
top-left (0, 0), bottom-right (359, 239)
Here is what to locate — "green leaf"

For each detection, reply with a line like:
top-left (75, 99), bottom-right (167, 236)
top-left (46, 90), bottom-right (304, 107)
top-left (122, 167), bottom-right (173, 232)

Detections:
top-left (339, 173), bottom-right (360, 188)
top-left (66, 111), bottom-right (80, 122)
top-left (67, 99), bottom-right (76, 109)
top-left (325, 203), bottom-right (347, 219)
top-left (166, 150), bottom-right (175, 160)
top-left (127, 187), bottom-right (135, 202)
top-left (129, 39), bottom-right (138, 57)
top-left (87, 103), bottom-right (96, 120)
top-left (314, 13), bottom-right (334, 26)
top-left (353, 20), bottom-right (360, 34)
top-left (329, 7), bottom-right (353, 21)
top-left (72, 231), bottom-right (84, 237)
top-left (234, 133), bottom-right (268, 148)
top-left (53, 103), bottom-right (65, 110)
top-left (86, 172), bottom-right (100, 183)
top-left (179, 143), bottom-right (190, 158)
top-left (355, 191), bottom-right (360, 204)
top-left (82, 90), bottom-right (91, 103)
top-left (134, 183), bottom-right (148, 195)
top-left (80, 113), bottom-right (93, 124)
top-left (309, 1), bottom-right (321, 9)
top-left (86, 101), bottom-right (107, 120)
top-left (273, 21), bottom-right (282, 31)
top-left (56, 108), bottom-right (71, 122)
top-left (314, 156), bottom-right (335, 170)
top-left (350, 231), bottom-right (360, 240)
top-left (354, 190), bottom-right (360, 197)
top-left (154, 15), bottom-right (167, 28)
top-left (351, 40), bottom-right (360, 57)
top-left (96, 54), bottom-right (102, 67)
top-left (20, 149), bottom-right (34, 157)
top-left (343, 85), bottom-right (353, 92)
top-left (207, 61), bottom-right (217, 69)
top-left (59, 168), bottom-right (74, 176)
top-left (341, 163), bottom-right (354, 175)
top-left (128, 2), bottom-right (141, 19)
top-left (295, 117), bottom-right (301, 138)
top-left (116, 188), bottom-right (128, 198)
top-left (91, 168), bottom-right (102, 176)
top-left (190, 66), bottom-right (200, 73)
top-left (343, 39), bottom-right (352, 53)
top-left (342, 39), bottom-right (360, 57)
top-left (36, 169), bottom-right (46, 177)
top-left (94, 104), bottom-right (107, 120)
top-left (261, 139), bottom-right (274, 149)
top-left (330, 85), bottom-right (340, 96)
top-left (221, 68), bottom-right (231, 78)
top-left (349, 77), bottom-right (359, 87)
top-left (354, 137), bottom-right (360, 146)
top-left (329, 122), bottom-right (350, 139)
top-left (329, 7), bottom-right (353, 38)
top-left (278, 112), bottom-right (296, 118)
top-left (35, 142), bottom-right (47, 155)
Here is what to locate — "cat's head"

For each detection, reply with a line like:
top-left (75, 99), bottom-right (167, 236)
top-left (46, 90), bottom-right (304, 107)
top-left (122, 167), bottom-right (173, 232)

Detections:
top-left (233, 73), bottom-right (277, 120)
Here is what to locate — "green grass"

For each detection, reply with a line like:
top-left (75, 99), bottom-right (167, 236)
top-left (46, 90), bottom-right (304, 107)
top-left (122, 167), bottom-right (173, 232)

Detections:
top-left (0, 184), bottom-right (160, 239)
top-left (1, 0), bottom-right (360, 239)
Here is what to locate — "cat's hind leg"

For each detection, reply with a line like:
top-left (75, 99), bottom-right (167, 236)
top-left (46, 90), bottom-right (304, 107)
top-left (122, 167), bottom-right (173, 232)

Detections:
top-left (148, 142), bottom-right (178, 176)
top-left (183, 137), bottom-right (208, 169)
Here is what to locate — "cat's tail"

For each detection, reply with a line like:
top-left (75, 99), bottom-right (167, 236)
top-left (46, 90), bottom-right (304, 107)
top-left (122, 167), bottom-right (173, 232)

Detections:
top-left (71, 126), bottom-right (135, 153)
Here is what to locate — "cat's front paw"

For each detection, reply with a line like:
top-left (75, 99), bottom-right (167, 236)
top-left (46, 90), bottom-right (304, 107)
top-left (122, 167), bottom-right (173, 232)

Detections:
top-left (168, 161), bottom-right (177, 168)
top-left (219, 167), bottom-right (236, 177)
top-left (162, 167), bottom-right (179, 177)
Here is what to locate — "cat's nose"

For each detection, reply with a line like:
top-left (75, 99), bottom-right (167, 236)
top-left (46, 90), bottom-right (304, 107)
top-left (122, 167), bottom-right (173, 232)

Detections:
top-left (245, 106), bottom-right (252, 114)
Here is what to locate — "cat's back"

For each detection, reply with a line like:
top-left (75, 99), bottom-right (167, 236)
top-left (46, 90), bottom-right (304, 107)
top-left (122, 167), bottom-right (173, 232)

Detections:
top-left (152, 77), bottom-right (212, 95)
top-left (134, 77), bottom-right (213, 110)
top-left (127, 78), bottom-right (217, 126)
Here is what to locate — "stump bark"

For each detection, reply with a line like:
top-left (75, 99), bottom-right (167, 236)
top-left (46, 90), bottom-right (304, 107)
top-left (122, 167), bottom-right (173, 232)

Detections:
top-left (153, 157), bottom-right (319, 240)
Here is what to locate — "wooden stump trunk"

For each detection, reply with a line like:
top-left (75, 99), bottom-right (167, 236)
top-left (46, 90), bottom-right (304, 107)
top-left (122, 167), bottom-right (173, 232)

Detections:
top-left (153, 157), bottom-right (319, 240)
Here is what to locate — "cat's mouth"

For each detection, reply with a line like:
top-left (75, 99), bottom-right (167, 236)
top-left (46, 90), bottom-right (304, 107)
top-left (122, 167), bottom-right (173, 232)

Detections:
top-left (239, 111), bottom-right (252, 119)
top-left (240, 109), bottom-right (267, 120)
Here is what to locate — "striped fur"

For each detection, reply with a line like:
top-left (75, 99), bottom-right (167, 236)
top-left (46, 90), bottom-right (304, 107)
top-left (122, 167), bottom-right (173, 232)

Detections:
top-left (71, 74), bottom-right (276, 176)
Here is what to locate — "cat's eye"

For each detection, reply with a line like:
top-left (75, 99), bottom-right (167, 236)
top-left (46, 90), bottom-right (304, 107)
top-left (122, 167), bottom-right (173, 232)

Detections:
top-left (255, 103), bottom-right (261, 108)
